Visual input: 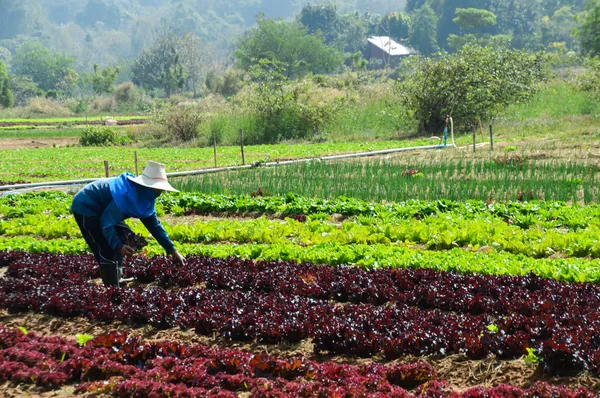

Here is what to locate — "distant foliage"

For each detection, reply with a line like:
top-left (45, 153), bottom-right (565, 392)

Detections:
top-left (80, 126), bottom-right (119, 146)
top-left (75, 0), bottom-right (121, 30)
top-left (12, 42), bottom-right (78, 93)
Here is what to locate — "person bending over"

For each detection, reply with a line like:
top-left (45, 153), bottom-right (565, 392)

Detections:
top-left (71, 161), bottom-right (185, 286)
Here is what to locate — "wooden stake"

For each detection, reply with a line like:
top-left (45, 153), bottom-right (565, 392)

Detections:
top-left (134, 151), bottom-right (139, 175)
top-left (489, 125), bottom-right (494, 152)
top-left (240, 129), bottom-right (245, 165)
top-left (472, 126), bottom-right (476, 152)
top-left (213, 133), bottom-right (217, 168)
top-left (104, 161), bottom-right (109, 178)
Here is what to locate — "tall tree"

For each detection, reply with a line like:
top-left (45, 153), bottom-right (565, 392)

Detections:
top-left (177, 32), bottom-right (213, 98)
top-left (0, 61), bottom-right (14, 108)
top-left (378, 12), bottom-right (411, 41)
top-left (132, 26), bottom-right (186, 97)
top-left (297, 3), bottom-right (343, 45)
top-left (448, 8), bottom-right (511, 50)
top-left (575, 0), bottom-right (600, 56)
top-left (409, 4), bottom-right (440, 56)
top-left (234, 15), bottom-right (344, 78)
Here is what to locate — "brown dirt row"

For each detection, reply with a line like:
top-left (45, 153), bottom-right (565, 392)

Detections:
top-left (1, 311), bottom-right (599, 395)
top-left (0, 137), bottom-right (79, 150)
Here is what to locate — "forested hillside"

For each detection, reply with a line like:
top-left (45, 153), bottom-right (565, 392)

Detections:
top-left (0, 0), bottom-right (403, 68)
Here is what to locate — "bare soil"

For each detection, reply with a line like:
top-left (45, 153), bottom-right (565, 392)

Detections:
top-left (0, 138), bottom-right (79, 150)
top-left (2, 311), bottom-right (599, 395)
top-left (0, 120), bottom-right (146, 128)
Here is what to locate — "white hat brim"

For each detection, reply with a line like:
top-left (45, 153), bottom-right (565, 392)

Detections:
top-left (127, 175), bottom-right (179, 193)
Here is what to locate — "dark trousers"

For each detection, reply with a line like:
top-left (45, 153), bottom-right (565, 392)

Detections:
top-left (74, 213), bottom-right (130, 287)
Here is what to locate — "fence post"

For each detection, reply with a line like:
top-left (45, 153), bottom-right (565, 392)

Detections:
top-left (134, 151), bottom-right (139, 175)
top-left (472, 125), bottom-right (476, 152)
top-left (104, 161), bottom-right (109, 178)
top-left (240, 129), bottom-right (245, 165)
top-left (489, 125), bottom-right (494, 152)
top-left (213, 133), bottom-right (217, 168)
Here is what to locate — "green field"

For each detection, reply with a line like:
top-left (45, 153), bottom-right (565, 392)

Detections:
top-left (0, 139), bottom-right (445, 182)
top-left (0, 115), bottom-right (150, 124)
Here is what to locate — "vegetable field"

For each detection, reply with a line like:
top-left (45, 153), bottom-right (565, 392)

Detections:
top-left (0, 140), bottom-right (435, 182)
top-left (1, 191), bottom-right (600, 396)
top-left (175, 153), bottom-right (600, 203)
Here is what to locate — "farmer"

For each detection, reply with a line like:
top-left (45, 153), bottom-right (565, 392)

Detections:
top-left (71, 161), bottom-right (186, 287)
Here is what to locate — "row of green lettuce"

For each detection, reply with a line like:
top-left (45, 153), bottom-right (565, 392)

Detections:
top-left (2, 213), bottom-right (599, 259)
top-left (1, 237), bottom-right (598, 283)
top-left (2, 191), bottom-right (600, 230)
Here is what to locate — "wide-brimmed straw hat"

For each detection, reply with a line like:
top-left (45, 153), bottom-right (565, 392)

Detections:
top-left (127, 161), bottom-right (179, 192)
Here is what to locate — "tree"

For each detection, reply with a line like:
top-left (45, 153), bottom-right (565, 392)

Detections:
top-left (0, 61), bottom-right (14, 108)
top-left (408, 4), bottom-right (440, 56)
top-left (297, 3), bottom-right (343, 45)
top-left (177, 33), bottom-right (213, 98)
top-left (132, 26), bottom-right (186, 97)
top-left (396, 45), bottom-right (548, 133)
top-left (12, 42), bottom-right (77, 92)
top-left (234, 15), bottom-right (344, 78)
top-left (452, 8), bottom-right (497, 30)
top-left (378, 12), bottom-right (411, 41)
top-left (540, 6), bottom-right (577, 49)
top-left (575, 0), bottom-right (600, 56)
top-left (448, 8), bottom-right (512, 50)
top-left (76, 0), bottom-right (121, 30)
top-left (8, 76), bottom-right (40, 106)
top-left (92, 64), bottom-right (120, 94)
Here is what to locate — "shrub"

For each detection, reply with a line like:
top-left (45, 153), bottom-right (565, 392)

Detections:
top-left (205, 68), bottom-right (245, 97)
top-left (576, 57), bottom-right (600, 98)
top-left (79, 126), bottom-right (118, 146)
top-left (396, 45), bottom-right (549, 133)
top-left (89, 96), bottom-right (116, 113)
top-left (114, 82), bottom-right (139, 106)
top-left (27, 97), bottom-right (71, 115)
top-left (154, 105), bottom-right (203, 142)
top-left (244, 60), bottom-right (344, 143)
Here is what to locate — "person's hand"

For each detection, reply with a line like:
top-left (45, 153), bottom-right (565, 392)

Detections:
top-left (120, 245), bottom-right (135, 257)
top-left (170, 250), bottom-right (186, 266)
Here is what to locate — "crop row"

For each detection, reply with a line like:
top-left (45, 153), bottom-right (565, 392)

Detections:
top-left (1, 327), bottom-right (593, 398)
top-left (3, 213), bottom-right (600, 260)
top-left (2, 238), bottom-right (600, 283)
top-left (173, 155), bottom-right (600, 204)
top-left (3, 192), bottom-right (600, 231)
top-left (1, 252), bottom-right (600, 374)
top-left (3, 251), bottom-right (596, 319)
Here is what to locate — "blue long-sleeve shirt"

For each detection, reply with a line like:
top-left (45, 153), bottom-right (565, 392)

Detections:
top-left (71, 179), bottom-right (175, 254)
